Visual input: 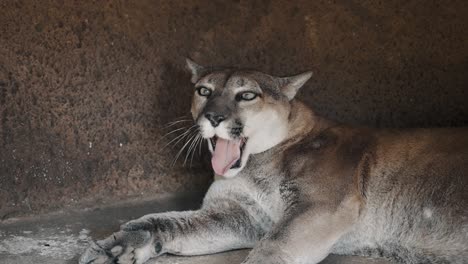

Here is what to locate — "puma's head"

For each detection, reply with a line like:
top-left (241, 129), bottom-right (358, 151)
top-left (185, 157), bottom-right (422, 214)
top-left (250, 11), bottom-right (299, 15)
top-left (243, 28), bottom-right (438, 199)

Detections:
top-left (186, 59), bottom-right (312, 177)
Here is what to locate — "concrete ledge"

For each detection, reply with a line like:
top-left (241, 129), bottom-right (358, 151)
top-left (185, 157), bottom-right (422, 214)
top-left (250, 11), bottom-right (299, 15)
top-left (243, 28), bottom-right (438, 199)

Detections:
top-left (0, 193), bottom-right (392, 264)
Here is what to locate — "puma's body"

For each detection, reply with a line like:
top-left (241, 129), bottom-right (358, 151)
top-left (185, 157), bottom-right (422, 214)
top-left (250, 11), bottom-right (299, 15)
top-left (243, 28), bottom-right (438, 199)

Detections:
top-left (332, 126), bottom-right (468, 263)
top-left (203, 103), bottom-right (468, 263)
top-left (80, 62), bottom-right (468, 264)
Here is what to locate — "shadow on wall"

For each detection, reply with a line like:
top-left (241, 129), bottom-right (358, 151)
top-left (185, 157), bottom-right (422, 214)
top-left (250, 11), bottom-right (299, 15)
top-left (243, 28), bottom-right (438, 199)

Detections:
top-left (0, 0), bottom-right (467, 218)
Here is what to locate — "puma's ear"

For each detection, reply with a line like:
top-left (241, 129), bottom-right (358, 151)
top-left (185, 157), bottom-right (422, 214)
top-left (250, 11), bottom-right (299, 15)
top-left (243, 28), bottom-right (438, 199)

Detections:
top-left (185, 58), bottom-right (206, 84)
top-left (279, 71), bottom-right (313, 100)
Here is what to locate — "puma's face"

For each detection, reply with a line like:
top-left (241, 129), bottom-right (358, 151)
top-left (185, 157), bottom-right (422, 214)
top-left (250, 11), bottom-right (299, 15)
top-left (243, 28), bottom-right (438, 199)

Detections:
top-left (186, 59), bottom-right (312, 177)
top-left (191, 71), bottom-right (290, 177)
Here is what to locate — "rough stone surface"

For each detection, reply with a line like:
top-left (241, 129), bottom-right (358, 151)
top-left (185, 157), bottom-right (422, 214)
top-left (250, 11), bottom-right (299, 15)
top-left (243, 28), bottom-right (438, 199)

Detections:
top-left (0, 193), bottom-right (392, 264)
top-left (0, 0), bottom-right (467, 217)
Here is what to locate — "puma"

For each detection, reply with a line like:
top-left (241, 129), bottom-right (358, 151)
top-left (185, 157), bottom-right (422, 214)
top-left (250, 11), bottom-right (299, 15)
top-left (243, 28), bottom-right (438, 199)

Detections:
top-left (80, 59), bottom-right (468, 264)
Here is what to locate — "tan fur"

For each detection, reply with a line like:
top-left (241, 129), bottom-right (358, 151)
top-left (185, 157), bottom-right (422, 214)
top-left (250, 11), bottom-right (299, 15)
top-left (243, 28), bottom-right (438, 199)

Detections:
top-left (80, 62), bottom-right (468, 264)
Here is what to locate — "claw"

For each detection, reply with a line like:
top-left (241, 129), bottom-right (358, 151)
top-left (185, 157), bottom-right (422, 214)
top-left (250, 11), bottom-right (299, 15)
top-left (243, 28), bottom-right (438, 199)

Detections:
top-left (79, 241), bottom-right (114, 264)
top-left (80, 230), bottom-right (152, 264)
top-left (116, 246), bottom-right (136, 264)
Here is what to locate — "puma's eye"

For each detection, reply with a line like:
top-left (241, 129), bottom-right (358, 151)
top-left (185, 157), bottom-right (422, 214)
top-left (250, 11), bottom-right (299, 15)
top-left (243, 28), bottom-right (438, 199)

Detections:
top-left (197, 87), bottom-right (212, 97)
top-left (237, 92), bottom-right (258, 101)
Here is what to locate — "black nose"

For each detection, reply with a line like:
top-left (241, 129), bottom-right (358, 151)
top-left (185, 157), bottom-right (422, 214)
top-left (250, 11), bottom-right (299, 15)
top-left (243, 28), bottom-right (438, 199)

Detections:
top-left (205, 112), bottom-right (226, 127)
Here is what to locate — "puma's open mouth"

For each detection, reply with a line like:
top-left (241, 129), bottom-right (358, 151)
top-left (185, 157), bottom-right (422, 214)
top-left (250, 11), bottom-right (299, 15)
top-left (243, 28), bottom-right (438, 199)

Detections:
top-left (209, 136), bottom-right (247, 175)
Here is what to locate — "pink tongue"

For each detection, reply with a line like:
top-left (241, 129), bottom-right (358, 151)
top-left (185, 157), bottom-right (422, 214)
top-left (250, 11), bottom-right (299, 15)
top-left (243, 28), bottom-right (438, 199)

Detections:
top-left (211, 138), bottom-right (241, 175)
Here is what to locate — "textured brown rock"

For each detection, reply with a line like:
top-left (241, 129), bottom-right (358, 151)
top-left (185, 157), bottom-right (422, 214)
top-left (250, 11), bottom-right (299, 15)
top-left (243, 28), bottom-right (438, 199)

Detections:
top-left (0, 0), bottom-right (467, 218)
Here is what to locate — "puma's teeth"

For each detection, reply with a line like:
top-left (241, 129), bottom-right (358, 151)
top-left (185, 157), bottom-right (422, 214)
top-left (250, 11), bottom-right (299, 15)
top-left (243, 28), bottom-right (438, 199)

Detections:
top-left (230, 137), bottom-right (247, 170)
top-left (210, 136), bottom-right (217, 149)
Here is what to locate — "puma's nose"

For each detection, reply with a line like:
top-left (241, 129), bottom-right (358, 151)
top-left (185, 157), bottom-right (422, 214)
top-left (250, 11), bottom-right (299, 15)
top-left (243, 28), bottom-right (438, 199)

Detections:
top-left (205, 112), bottom-right (226, 127)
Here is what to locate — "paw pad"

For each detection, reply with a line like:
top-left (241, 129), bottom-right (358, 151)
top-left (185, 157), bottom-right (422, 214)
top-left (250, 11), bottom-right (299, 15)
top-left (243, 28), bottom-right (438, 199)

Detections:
top-left (155, 241), bottom-right (162, 254)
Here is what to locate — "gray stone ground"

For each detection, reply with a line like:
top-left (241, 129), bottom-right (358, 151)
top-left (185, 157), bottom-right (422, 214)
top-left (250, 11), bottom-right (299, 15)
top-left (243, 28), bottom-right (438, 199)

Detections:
top-left (0, 193), bottom-right (392, 264)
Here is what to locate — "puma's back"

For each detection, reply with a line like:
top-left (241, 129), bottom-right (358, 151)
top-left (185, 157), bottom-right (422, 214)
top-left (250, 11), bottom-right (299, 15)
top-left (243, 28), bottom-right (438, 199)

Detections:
top-left (332, 128), bottom-right (468, 263)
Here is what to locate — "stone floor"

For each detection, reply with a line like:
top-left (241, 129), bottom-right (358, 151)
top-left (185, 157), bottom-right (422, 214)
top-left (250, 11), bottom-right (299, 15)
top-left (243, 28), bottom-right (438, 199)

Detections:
top-left (0, 193), bottom-right (392, 264)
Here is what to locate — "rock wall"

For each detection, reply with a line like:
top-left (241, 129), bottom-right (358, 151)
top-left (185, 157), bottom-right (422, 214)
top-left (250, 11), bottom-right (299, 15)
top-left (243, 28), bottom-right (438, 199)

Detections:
top-left (1, 0), bottom-right (467, 218)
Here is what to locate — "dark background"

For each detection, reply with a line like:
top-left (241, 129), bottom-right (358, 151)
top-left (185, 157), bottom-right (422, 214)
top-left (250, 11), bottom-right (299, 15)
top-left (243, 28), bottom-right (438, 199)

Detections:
top-left (0, 0), bottom-right (467, 219)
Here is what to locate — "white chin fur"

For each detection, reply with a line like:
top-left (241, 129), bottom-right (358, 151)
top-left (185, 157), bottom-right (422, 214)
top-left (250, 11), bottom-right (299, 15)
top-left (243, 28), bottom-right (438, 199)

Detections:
top-left (199, 118), bottom-right (215, 139)
top-left (222, 166), bottom-right (243, 178)
top-left (199, 117), bottom-right (231, 141)
top-left (214, 122), bottom-right (231, 140)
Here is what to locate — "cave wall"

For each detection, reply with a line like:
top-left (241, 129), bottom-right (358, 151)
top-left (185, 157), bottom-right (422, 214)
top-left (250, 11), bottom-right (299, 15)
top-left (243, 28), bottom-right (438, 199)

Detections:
top-left (1, 0), bottom-right (467, 218)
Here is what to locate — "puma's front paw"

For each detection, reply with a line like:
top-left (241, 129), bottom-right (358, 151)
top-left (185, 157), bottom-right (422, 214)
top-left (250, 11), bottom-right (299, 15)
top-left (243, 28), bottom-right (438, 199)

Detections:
top-left (79, 230), bottom-right (155, 264)
top-left (116, 246), bottom-right (136, 264)
top-left (116, 241), bottom-right (162, 264)
top-left (120, 224), bottom-right (166, 263)
top-left (79, 240), bottom-right (114, 264)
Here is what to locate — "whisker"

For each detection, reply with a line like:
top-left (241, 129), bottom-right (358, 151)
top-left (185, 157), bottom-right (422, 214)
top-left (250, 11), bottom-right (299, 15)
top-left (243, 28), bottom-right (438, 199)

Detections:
top-left (163, 124), bottom-right (198, 150)
top-left (170, 125), bottom-right (199, 149)
top-left (172, 132), bottom-right (198, 167)
top-left (184, 133), bottom-right (199, 165)
top-left (163, 130), bottom-right (191, 150)
top-left (184, 133), bottom-right (200, 166)
top-left (161, 114), bottom-right (191, 126)
top-left (157, 126), bottom-right (188, 144)
top-left (190, 134), bottom-right (203, 167)
top-left (163, 119), bottom-right (193, 129)
top-left (198, 137), bottom-right (204, 156)
top-left (170, 115), bottom-right (190, 121)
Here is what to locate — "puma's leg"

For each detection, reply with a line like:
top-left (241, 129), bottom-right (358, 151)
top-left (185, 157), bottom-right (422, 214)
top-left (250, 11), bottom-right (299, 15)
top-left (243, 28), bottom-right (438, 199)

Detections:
top-left (242, 198), bottom-right (360, 264)
top-left (80, 199), bottom-right (265, 264)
